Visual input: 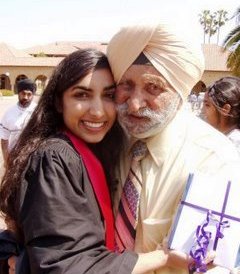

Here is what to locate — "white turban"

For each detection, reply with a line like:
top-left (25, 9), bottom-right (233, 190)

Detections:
top-left (107, 22), bottom-right (205, 100)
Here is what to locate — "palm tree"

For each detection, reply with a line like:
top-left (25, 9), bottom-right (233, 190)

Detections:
top-left (223, 7), bottom-right (240, 76)
top-left (199, 10), bottom-right (210, 43)
top-left (199, 10), bottom-right (218, 44)
top-left (214, 10), bottom-right (228, 45)
top-left (207, 14), bottom-right (217, 43)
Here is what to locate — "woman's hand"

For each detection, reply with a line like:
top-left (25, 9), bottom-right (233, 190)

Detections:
top-left (8, 256), bottom-right (16, 274)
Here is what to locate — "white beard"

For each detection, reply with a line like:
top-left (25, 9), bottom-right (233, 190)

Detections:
top-left (117, 91), bottom-right (182, 139)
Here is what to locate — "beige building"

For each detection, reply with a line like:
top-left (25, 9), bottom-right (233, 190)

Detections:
top-left (0, 41), bottom-right (232, 94)
top-left (201, 44), bottom-right (232, 84)
top-left (191, 44), bottom-right (232, 94)
top-left (0, 43), bottom-right (63, 92)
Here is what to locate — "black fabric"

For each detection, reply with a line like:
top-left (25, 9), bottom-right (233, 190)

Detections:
top-left (15, 136), bottom-right (137, 273)
top-left (0, 230), bottom-right (30, 274)
top-left (0, 230), bottom-right (20, 260)
top-left (0, 230), bottom-right (19, 274)
top-left (17, 79), bottom-right (36, 93)
top-left (133, 52), bottom-right (152, 65)
top-left (0, 260), bottom-right (8, 274)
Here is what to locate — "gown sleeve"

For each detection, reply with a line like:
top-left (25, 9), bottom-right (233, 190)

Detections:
top-left (18, 140), bottom-right (137, 273)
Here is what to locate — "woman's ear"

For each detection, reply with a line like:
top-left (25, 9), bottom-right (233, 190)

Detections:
top-left (222, 103), bottom-right (231, 115)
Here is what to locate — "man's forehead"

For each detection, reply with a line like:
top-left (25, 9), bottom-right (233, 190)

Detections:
top-left (19, 89), bottom-right (33, 94)
top-left (142, 73), bottom-right (167, 86)
top-left (122, 65), bottom-right (167, 83)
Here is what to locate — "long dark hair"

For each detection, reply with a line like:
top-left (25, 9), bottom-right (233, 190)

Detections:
top-left (207, 76), bottom-right (240, 128)
top-left (0, 48), bottom-right (124, 224)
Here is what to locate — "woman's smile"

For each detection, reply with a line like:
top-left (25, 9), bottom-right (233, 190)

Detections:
top-left (81, 120), bottom-right (107, 130)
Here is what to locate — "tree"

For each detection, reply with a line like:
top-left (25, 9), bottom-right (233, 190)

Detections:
top-left (207, 14), bottom-right (217, 43)
top-left (223, 7), bottom-right (240, 76)
top-left (199, 10), bottom-right (210, 43)
top-left (214, 10), bottom-right (228, 45)
top-left (199, 9), bottom-right (228, 44)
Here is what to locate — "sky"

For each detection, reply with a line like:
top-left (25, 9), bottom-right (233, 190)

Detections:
top-left (0, 0), bottom-right (239, 49)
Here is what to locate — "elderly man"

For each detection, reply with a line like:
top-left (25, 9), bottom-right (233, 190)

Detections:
top-left (107, 22), bottom-right (240, 273)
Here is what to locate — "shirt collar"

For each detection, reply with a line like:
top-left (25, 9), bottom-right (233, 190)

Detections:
top-left (146, 110), bottom-right (186, 166)
top-left (126, 108), bottom-right (187, 166)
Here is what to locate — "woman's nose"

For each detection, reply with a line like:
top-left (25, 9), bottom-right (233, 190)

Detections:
top-left (89, 98), bottom-right (104, 117)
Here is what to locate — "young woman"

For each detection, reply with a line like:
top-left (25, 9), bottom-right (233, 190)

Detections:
top-left (202, 76), bottom-right (240, 154)
top-left (0, 48), bottom-right (178, 273)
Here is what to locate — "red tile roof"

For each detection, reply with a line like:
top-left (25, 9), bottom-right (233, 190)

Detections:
top-left (0, 42), bottom-right (231, 71)
top-left (0, 42), bottom-right (31, 57)
top-left (0, 42), bottom-right (62, 66)
top-left (25, 41), bottom-right (107, 56)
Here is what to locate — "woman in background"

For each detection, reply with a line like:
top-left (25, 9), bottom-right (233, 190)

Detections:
top-left (202, 76), bottom-right (240, 154)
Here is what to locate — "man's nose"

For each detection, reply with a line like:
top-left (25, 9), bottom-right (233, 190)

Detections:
top-left (127, 90), bottom-right (146, 112)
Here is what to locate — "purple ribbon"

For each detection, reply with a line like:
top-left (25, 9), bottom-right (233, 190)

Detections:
top-left (213, 181), bottom-right (231, 251)
top-left (189, 211), bottom-right (212, 272)
top-left (181, 179), bottom-right (235, 273)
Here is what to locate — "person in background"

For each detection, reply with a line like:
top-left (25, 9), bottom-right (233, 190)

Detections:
top-left (202, 76), bottom-right (240, 154)
top-left (0, 48), bottom-right (192, 274)
top-left (107, 22), bottom-right (240, 274)
top-left (0, 79), bottom-right (37, 166)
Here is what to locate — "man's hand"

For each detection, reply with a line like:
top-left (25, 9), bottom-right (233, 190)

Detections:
top-left (157, 238), bottom-right (216, 271)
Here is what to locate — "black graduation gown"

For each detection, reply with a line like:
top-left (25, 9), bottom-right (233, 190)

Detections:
top-left (16, 136), bottom-right (137, 273)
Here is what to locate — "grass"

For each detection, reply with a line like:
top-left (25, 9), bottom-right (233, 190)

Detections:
top-left (0, 89), bottom-right (15, 96)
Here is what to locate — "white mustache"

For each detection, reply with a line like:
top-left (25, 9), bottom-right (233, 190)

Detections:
top-left (117, 104), bottom-right (159, 119)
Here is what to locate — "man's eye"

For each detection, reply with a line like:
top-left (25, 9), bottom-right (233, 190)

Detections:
top-left (117, 82), bottom-right (132, 91)
top-left (148, 83), bottom-right (158, 90)
top-left (146, 83), bottom-right (163, 95)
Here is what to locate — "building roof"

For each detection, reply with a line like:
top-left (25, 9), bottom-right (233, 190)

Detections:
top-left (202, 44), bottom-right (230, 71)
top-left (0, 42), bottom-right (31, 58)
top-left (25, 42), bottom-right (231, 71)
top-left (0, 43), bottom-right (62, 67)
top-left (0, 42), bottom-right (231, 71)
top-left (25, 43), bottom-right (78, 56)
top-left (25, 41), bottom-right (107, 56)
top-left (0, 56), bottom-right (63, 67)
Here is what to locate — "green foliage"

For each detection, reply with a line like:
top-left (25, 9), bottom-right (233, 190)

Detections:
top-left (226, 44), bottom-right (240, 76)
top-left (224, 26), bottom-right (240, 48)
top-left (199, 9), bottom-right (228, 44)
top-left (223, 7), bottom-right (240, 76)
top-left (36, 52), bottom-right (47, 57)
top-left (0, 89), bottom-right (15, 96)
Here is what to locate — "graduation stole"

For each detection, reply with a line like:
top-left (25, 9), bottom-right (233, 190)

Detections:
top-left (65, 130), bottom-right (115, 251)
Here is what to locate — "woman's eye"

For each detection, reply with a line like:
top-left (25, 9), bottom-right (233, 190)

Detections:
top-left (74, 91), bottom-right (89, 99)
top-left (104, 91), bottom-right (115, 100)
